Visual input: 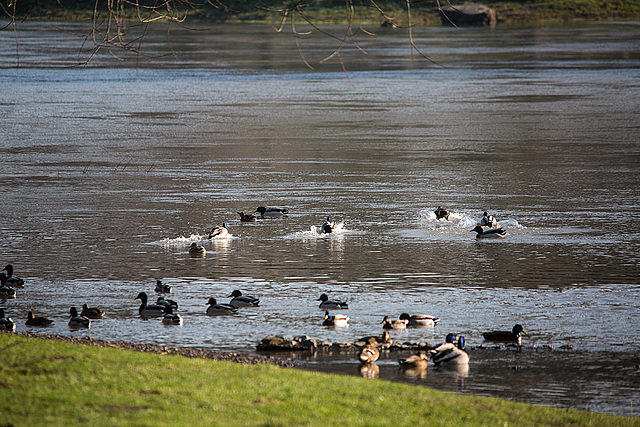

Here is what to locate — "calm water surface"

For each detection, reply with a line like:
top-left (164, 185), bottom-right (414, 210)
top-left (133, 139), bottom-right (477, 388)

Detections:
top-left (1, 21), bottom-right (639, 416)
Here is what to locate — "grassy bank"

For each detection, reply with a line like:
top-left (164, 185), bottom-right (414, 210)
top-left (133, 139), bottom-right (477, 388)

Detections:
top-left (3, 0), bottom-right (640, 25)
top-left (1, 334), bottom-right (637, 426)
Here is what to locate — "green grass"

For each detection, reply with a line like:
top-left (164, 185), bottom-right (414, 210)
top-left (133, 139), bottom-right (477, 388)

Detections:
top-left (1, 334), bottom-right (638, 426)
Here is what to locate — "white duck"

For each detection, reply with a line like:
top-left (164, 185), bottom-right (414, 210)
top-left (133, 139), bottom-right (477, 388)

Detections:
top-left (208, 223), bottom-right (230, 239)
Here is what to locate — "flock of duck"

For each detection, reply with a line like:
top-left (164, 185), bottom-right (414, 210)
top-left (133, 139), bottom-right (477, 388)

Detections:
top-left (1, 206), bottom-right (520, 373)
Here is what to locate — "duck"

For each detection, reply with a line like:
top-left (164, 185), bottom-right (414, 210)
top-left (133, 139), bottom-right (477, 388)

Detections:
top-left (206, 297), bottom-right (238, 315)
top-left (2, 264), bottom-right (24, 287)
top-left (430, 334), bottom-right (469, 366)
top-left (81, 304), bottom-right (105, 319)
top-left (399, 313), bottom-right (440, 327)
top-left (357, 340), bottom-right (380, 364)
top-left (135, 292), bottom-right (167, 317)
top-left (358, 331), bottom-right (392, 347)
top-left (483, 324), bottom-right (527, 345)
top-left (188, 242), bottom-right (206, 257)
top-left (237, 211), bottom-right (257, 222)
top-left (480, 211), bottom-right (499, 228)
top-left (208, 223), bottom-right (229, 239)
top-left (381, 315), bottom-right (408, 330)
top-left (317, 293), bottom-right (348, 309)
top-left (162, 306), bottom-right (183, 325)
top-left (0, 274), bottom-right (17, 299)
top-left (320, 217), bottom-right (337, 234)
top-left (155, 280), bottom-right (172, 294)
top-left (0, 308), bottom-right (16, 332)
top-left (156, 296), bottom-right (179, 311)
top-left (470, 225), bottom-right (507, 239)
top-left (228, 290), bottom-right (260, 307)
top-left (68, 307), bottom-right (91, 329)
top-left (255, 206), bottom-right (289, 217)
top-left (434, 206), bottom-right (450, 220)
top-left (398, 352), bottom-right (429, 369)
top-left (25, 311), bottom-right (54, 326)
top-left (322, 310), bottom-right (349, 327)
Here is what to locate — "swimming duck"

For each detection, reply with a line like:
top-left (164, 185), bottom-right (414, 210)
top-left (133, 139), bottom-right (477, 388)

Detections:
top-left (155, 280), bottom-right (172, 294)
top-left (358, 331), bottom-right (392, 347)
top-left (2, 265), bottom-right (24, 287)
top-left (208, 223), bottom-right (229, 239)
top-left (162, 306), bottom-right (183, 325)
top-left (25, 311), bottom-right (54, 327)
top-left (480, 211), bottom-right (499, 228)
top-left (237, 211), bottom-right (257, 222)
top-left (206, 297), bottom-right (238, 315)
top-left (0, 308), bottom-right (16, 332)
top-left (317, 293), bottom-right (349, 309)
top-left (434, 206), bottom-right (450, 220)
top-left (135, 292), bottom-right (167, 317)
top-left (68, 307), bottom-right (91, 329)
top-left (321, 217), bottom-right (336, 234)
top-left (228, 290), bottom-right (260, 307)
top-left (81, 304), bottom-right (105, 319)
top-left (357, 340), bottom-right (380, 364)
top-left (483, 324), bottom-right (527, 345)
top-left (156, 296), bottom-right (179, 311)
top-left (398, 352), bottom-right (429, 369)
top-left (0, 274), bottom-right (17, 299)
top-left (322, 310), bottom-right (350, 327)
top-left (470, 225), bottom-right (507, 239)
top-left (430, 334), bottom-right (470, 366)
top-left (382, 315), bottom-right (408, 330)
top-left (255, 206), bottom-right (289, 217)
top-left (399, 313), bottom-right (440, 327)
top-left (188, 242), bottom-right (206, 257)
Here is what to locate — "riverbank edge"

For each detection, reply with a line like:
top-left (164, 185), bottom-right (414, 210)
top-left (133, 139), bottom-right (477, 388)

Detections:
top-left (3, 2), bottom-right (640, 26)
top-left (2, 332), bottom-right (638, 426)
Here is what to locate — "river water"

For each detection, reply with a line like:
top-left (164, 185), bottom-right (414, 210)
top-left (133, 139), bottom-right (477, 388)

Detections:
top-left (1, 21), bottom-right (639, 416)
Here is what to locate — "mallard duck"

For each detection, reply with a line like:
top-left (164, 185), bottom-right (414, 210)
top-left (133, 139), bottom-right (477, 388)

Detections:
top-left (471, 225), bottom-right (507, 238)
top-left (480, 211), bottom-right (499, 228)
top-left (2, 264), bottom-right (24, 287)
top-left (162, 306), bottom-right (183, 325)
top-left (188, 242), bottom-right (206, 257)
top-left (320, 217), bottom-right (336, 234)
top-left (430, 334), bottom-right (469, 365)
top-left (483, 324), bottom-right (527, 344)
top-left (0, 274), bottom-right (17, 299)
top-left (156, 296), bottom-right (179, 311)
top-left (81, 304), bottom-right (105, 319)
top-left (382, 315), bottom-right (408, 330)
top-left (399, 352), bottom-right (429, 369)
top-left (317, 293), bottom-right (348, 309)
top-left (322, 310), bottom-right (349, 327)
top-left (228, 290), bottom-right (260, 307)
top-left (206, 297), bottom-right (238, 315)
top-left (255, 206), bottom-right (289, 217)
top-left (135, 292), bottom-right (167, 317)
top-left (208, 223), bottom-right (229, 238)
top-left (434, 206), bottom-right (450, 220)
top-left (358, 331), bottom-right (392, 346)
top-left (155, 280), bottom-right (172, 294)
top-left (68, 307), bottom-right (91, 329)
top-left (25, 311), bottom-right (54, 326)
top-left (358, 341), bottom-right (380, 364)
top-left (399, 313), bottom-right (440, 327)
top-left (237, 211), bottom-right (257, 222)
top-left (0, 308), bottom-right (16, 332)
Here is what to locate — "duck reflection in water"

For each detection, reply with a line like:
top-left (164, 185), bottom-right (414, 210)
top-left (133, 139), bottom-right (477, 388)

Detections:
top-left (359, 362), bottom-right (380, 379)
top-left (398, 352), bottom-right (429, 379)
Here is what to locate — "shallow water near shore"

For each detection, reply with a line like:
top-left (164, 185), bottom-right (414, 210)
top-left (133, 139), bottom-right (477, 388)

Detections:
top-left (1, 21), bottom-right (640, 416)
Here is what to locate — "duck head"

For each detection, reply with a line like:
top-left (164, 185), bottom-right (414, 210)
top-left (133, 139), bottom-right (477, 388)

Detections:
top-left (513, 324), bottom-right (527, 336)
top-left (256, 207), bottom-right (267, 214)
top-left (228, 290), bottom-right (243, 298)
top-left (135, 292), bottom-right (148, 303)
top-left (207, 297), bottom-right (218, 305)
top-left (2, 264), bottom-right (13, 276)
top-left (69, 307), bottom-right (79, 317)
top-left (399, 313), bottom-right (411, 321)
top-left (324, 311), bottom-right (332, 321)
top-left (446, 333), bottom-right (458, 343)
top-left (318, 294), bottom-right (329, 302)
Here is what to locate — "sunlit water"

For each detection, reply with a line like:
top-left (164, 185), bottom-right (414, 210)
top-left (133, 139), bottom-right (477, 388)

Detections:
top-left (1, 21), bottom-right (639, 416)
